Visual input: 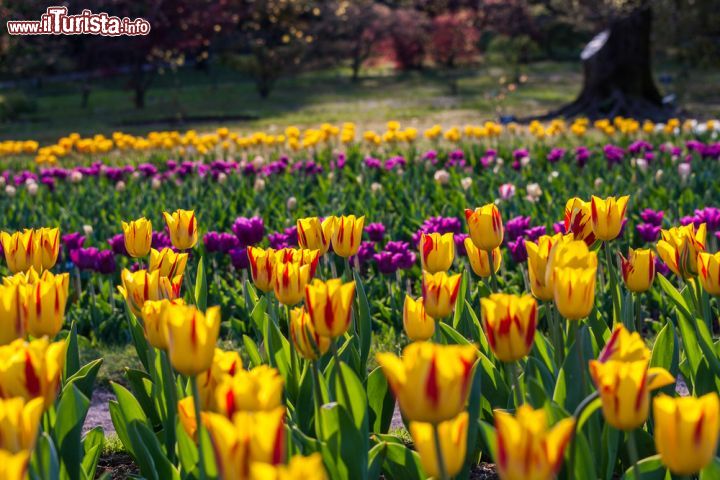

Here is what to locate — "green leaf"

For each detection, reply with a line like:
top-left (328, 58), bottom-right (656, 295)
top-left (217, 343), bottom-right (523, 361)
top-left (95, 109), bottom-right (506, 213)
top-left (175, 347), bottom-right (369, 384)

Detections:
top-left (52, 384), bottom-right (90, 480)
top-left (656, 275), bottom-right (693, 320)
top-left (124, 368), bottom-right (161, 428)
top-left (452, 269), bottom-right (469, 329)
top-left (81, 427), bottom-right (104, 480)
top-left (194, 256), bottom-right (208, 312)
top-left (553, 325), bottom-right (594, 411)
top-left (439, 321), bottom-right (471, 345)
top-left (381, 442), bottom-right (425, 480)
top-left (131, 421), bottom-right (180, 480)
top-left (353, 269), bottom-right (373, 374)
top-left (242, 334), bottom-right (263, 367)
top-left (367, 367), bottom-right (394, 435)
top-left (477, 420), bottom-right (497, 461)
top-left (571, 430), bottom-right (598, 480)
top-left (64, 321), bottom-right (81, 383)
top-left (700, 457), bottom-right (720, 480)
top-left (622, 454), bottom-right (667, 480)
top-left (650, 322), bottom-right (679, 379)
top-left (65, 358), bottom-right (103, 400)
top-left (367, 443), bottom-right (387, 480)
top-left (31, 432), bottom-right (60, 480)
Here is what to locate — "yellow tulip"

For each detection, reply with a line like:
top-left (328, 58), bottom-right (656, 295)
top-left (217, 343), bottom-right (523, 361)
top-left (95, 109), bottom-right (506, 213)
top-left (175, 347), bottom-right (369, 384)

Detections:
top-left (480, 294), bottom-right (537, 362)
top-left (1, 228), bottom-right (60, 273)
top-left (304, 278), bottom-right (355, 338)
top-left (297, 217), bottom-right (335, 255)
top-left (656, 223), bottom-right (706, 279)
top-left (464, 240), bottom-right (501, 278)
top-left (525, 234), bottom-right (562, 301)
top-left (149, 247), bottom-right (188, 278)
top-left (653, 393), bottom-right (719, 475)
top-left (177, 396), bottom-right (202, 439)
top-left (619, 248), bottom-right (655, 293)
top-left (204, 408), bottom-right (286, 478)
top-left (465, 204), bottom-right (504, 251)
top-left (0, 338), bottom-right (66, 408)
top-left (698, 251), bottom-right (720, 295)
top-left (215, 365), bottom-right (284, 417)
top-left (419, 232), bottom-right (455, 273)
top-left (0, 450), bottom-right (30, 480)
top-left (590, 195), bottom-right (629, 241)
top-left (165, 304), bottom-right (221, 376)
top-left (552, 267), bottom-right (596, 320)
top-left (247, 246), bottom-right (277, 293)
top-left (0, 284), bottom-right (24, 346)
top-left (197, 348), bottom-right (243, 411)
top-left (2, 268), bottom-right (41, 287)
top-left (163, 209), bottom-right (198, 250)
top-left (422, 271), bottom-right (462, 319)
top-left (289, 307), bottom-right (330, 360)
top-left (597, 324), bottom-right (650, 364)
top-left (121, 217), bottom-right (152, 258)
top-left (118, 268), bottom-right (182, 318)
top-left (376, 342), bottom-right (477, 424)
top-left (494, 405), bottom-right (575, 480)
top-left (331, 215), bottom-right (365, 257)
top-left (545, 238), bottom-right (598, 286)
top-left (564, 197), bottom-right (595, 245)
top-left (409, 412), bottom-right (469, 479)
top-left (0, 397), bottom-right (44, 453)
top-left (22, 271), bottom-right (69, 338)
top-left (274, 248), bottom-right (320, 278)
top-left (141, 298), bottom-right (185, 350)
top-left (273, 262), bottom-right (311, 306)
top-left (250, 452), bottom-right (328, 480)
top-left (403, 296), bottom-right (435, 341)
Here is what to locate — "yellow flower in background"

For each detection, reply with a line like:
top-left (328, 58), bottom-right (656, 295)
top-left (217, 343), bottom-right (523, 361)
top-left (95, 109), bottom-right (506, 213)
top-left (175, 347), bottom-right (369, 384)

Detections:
top-left (273, 262), bottom-right (311, 306)
top-left (250, 453), bottom-right (328, 480)
top-left (247, 246), bottom-right (277, 293)
top-left (0, 284), bottom-right (24, 346)
top-left (619, 248), bottom-right (655, 293)
top-left (1, 228), bottom-right (60, 273)
top-left (653, 393), bottom-right (719, 475)
top-left (177, 396), bottom-right (202, 440)
top-left (525, 234), bottom-right (562, 301)
top-left (403, 296), bottom-right (435, 342)
top-left (656, 223), bottom-right (706, 278)
top-left (141, 298), bottom-right (186, 350)
top-left (289, 307), bottom-right (330, 360)
top-left (0, 397), bottom-right (44, 453)
top-left (331, 215), bottom-right (365, 257)
top-left (22, 270), bottom-right (69, 338)
top-left (465, 204), bottom-right (504, 251)
top-left (197, 349), bottom-right (243, 411)
top-left (215, 365), bottom-right (284, 417)
top-left (163, 209), bottom-right (198, 250)
top-left (165, 304), bottom-right (221, 376)
top-left (304, 278), bottom-right (355, 338)
top-left (564, 197), bottom-right (595, 245)
top-left (698, 251), bottom-right (720, 295)
top-left (0, 449), bottom-right (30, 480)
top-left (0, 338), bottom-right (66, 408)
top-left (297, 216), bottom-right (335, 255)
top-left (409, 412), bottom-right (469, 479)
top-left (464, 240), bottom-right (501, 278)
top-left (422, 271), bottom-right (462, 319)
top-left (552, 266), bottom-right (596, 320)
top-left (545, 238), bottom-right (598, 286)
top-left (121, 217), bottom-right (152, 258)
top-left (493, 405), bottom-right (575, 480)
top-left (481, 294), bottom-right (538, 362)
top-left (590, 195), bottom-right (629, 241)
top-left (117, 269), bottom-right (181, 317)
top-left (419, 232), bottom-right (455, 273)
top-left (376, 342), bottom-right (477, 424)
top-left (149, 247), bottom-right (188, 278)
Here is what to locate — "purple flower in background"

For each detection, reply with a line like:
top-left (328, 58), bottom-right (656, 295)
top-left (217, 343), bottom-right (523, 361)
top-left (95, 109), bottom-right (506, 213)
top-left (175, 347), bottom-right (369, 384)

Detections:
top-left (655, 256), bottom-right (670, 277)
top-left (284, 226), bottom-right (298, 246)
top-left (628, 140), bottom-right (653, 154)
top-left (152, 231), bottom-right (173, 250)
top-left (679, 216), bottom-right (695, 226)
top-left (505, 216), bottom-right (531, 242)
top-left (385, 156), bottom-right (407, 170)
top-left (480, 155), bottom-right (494, 169)
top-left (693, 207), bottom-right (720, 231)
top-left (513, 148), bottom-right (529, 161)
top-left (525, 226), bottom-right (547, 242)
top-left (40, 177), bottom-right (55, 191)
top-left (62, 232), bottom-right (85, 253)
top-left (446, 150), bottom-right (465, 168)
top-left (331, 152), bottom-right (346, 170)
top-left (364, 157), bottom-right (382, 169)
top-left (411, 216), bottom-right (463, 245)
top-left (94, 250), bottom-right (116, 274)
top-left (384, 241), bottom-right (416, 269)
top-left (204, 232), bottom-right (239, 254)
top-left (553, 222), bottom-right (565, 234)
top-left (575, 146), bottom-right (590, 168)
top-left (228, 247), bottom-right (249, 270)
top-left (353, 241), bottom-right (376, 265)
top-left (374, 251), bottom-right (399, 275)
top-left (70, 247), bottom-right (98, 270)
top-left (639, 209), bottom-right (664, 226)
top-left (107, 234), bottom-right (128, 256)
top-left (547, 147), bottom-right (566, 163)
top-left (636, 223), bottom-right (661, 243)
top-left (454, 233), bottom-right (469, 256)
top-left (268, 232), bottom-right (290, 249)
top-left (138, 163), bottom-right (158, 177)
top-left (365, 223), bottom-right (386, 242)
top-left (422, 150), bottom-right (438, 164)
top-left (603, 144), bottom-right (625, 166)
top-left (508, 238), bottom-right (527, 263)
top-left (232, 216), bottom-right (265, 246)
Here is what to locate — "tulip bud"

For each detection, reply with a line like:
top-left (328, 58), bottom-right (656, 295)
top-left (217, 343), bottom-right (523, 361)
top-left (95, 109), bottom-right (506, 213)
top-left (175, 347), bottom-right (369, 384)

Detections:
top-left (403, 296), bottom-right (435, 341)
top-left (141, 298), bottom-right (185, 350)
top-left (250, 453), bottom-right (328, 480)
top-left (434, 169), bottom-right (450, 185)
top-left (23, 271), bottom-right (69, 338)
top-left (196, 348), bottom-right (243, 410)
top-left (163, 209), bottom-right (198, 250)
top-left (0, 283), bottom-right (24, 345)
top-left (273, 262), bottom-right (311, 306)
top-left (214, 365), bottom-right (284, 417)
top-left (297, 217), bottom-right (335, 255)
top-left (590, 195), bottom-right (630, 241)
top-left (409, 412), bottom-right (469, 479)
top-left (619, 248), bottom-right (655, 293)
top-left (465, 204), bottom-right (504, 251)
top-left (117, 269), bottom-right (182, 318)
top-left (564, 197), bottom-right (595, 245)
top-left (289, 307), bottom-right (330, 360)
top-left (304, 278), bottom-right (355, 338)
top-left (165, 304), bottom-right (221, 376)
top-left (0, 337), bottom-right (66, 408)
top-left (698, 251), bottom-right (720, 295)
top-left (5, 185), bottom-right (16, 197)
top-left (330, 215), bottom-right (365, 258)
top-left (419, 232), bottom-right (455, 273)
top-left (247, 246), bottom-right (277, 293)
top-left (0, 396), bottom-right (44, 453)
top-left (422, 271), bottom-right (461, 319)
top-left (524, 234), bottom-right (562, 301)
top-left (553, 267), bottom-right (596, 320)
top-left (27, 182), bottom-right (38, 196)
top-left (678, 162), bottom-right (691, 181)
top-left (464, 239), bottom-right (501, 278)
top-left (461, 177), bottom-right (473, 191)
top-left (286, 196), bottom-right (297, 211)
top-left (149, 247), bottom-right (188, 278)
top-left (653, 393), bottom-right (719, 475)
top-left (254, 178), bottom-right (266, 192)
top-left (121, 217), bottom-right (152, 258)
top-left (481, 293), bottom-right (537, 362)
top-left (656, 223), bottom-right (706, 279)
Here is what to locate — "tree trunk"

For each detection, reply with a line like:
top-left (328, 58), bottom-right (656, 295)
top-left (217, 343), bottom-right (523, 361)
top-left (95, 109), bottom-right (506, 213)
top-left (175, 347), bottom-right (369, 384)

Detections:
top-left (535, 7), bottom-right (673, 121)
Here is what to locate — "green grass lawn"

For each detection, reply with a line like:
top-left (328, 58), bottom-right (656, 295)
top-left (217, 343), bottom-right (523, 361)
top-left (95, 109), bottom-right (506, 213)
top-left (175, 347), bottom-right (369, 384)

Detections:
top-left (2, 60), bottom-right (719, 142)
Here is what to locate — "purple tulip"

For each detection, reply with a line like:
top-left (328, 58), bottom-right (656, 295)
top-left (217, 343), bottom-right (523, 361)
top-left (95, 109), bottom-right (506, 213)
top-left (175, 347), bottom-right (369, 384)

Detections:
top-left (575, 146), bottom-right (590, 167)
top-left (655, 256), bottom-right (670, 277)
top-left (508, 238), bottom-right (527, 263)
top-left (636, 223), bottom-right (661, 243)
top-left (268, 232), bottom-right (290, 249)
top-left (365, 223), bottom-right (386, 242)
top-left (547, 147), bottom-right (566, 163)
top-left (454, 233), bottom-right (469, 256)
top-left (603, 144), bottom-right (625, 166)
top-left (374, 251), bottom-right (398, 275)
top-left (525, 226), bottom-right (547, 242)
top-left (553, 222), bottom-right (566, 234)
top-left (352, 241), bottom-right (377, 265)
top-left (152, 231), bottom-right (173, 250)
top-left (693, 207), bottom-right (720, 231)
top-left (71, 247), bottom-right (99, 270)
top-left (228, 247), bottom-right (249, 270)
top-left (94, 250), bottom-right (117, 274)
top-left (505, 216), bottom-right (531, 242)
top-left (232, 216), bottom-right (265, 247)
top-left (62, 232), bottom-right (86, 252)
top-left (639, 209), bottom-right (664, 226)
top-left (107, 234), bottom-right (128, 256)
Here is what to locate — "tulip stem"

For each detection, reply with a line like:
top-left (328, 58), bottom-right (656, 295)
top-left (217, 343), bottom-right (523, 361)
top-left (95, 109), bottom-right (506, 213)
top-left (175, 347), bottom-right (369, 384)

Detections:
top-left (489, 264), bottom-right (499, 292)
top-left (573, 322), bottom-right (587, 393)
top-left (331, 340), bottom-right (351, 407)
top-left (190, 376), bottom-right (207, 480)
top-left (504, 361), bottom-right (523, 406)
top-left (311, 361), bottom-right (325, 440)
top-left (432, 422), bottom-right (450, 480)
top-left (604, 243), bottom-right (620, 324)
top-left (568, 391), bottom-right (600, 480)
top-left (627, 429), bottom-right (642, 480)
top-left (634, 292), bottom-right (642, 334)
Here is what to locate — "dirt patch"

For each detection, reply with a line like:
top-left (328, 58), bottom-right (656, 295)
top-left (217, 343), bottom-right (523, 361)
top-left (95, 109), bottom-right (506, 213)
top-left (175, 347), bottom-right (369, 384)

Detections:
top-left (96, 453), bottom-right (138, 479)
top-left (84, 389), bottom-right (116, 436)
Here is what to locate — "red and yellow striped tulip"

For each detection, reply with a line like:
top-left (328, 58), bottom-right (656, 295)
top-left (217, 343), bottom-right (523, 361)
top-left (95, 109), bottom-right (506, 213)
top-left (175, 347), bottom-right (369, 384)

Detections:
top-left (121, 217), bottom-right (152, 258)
top-left (481, 294), bottom-right (537, 362)
top-left (214, 365), bottom-right (284, 417)
top-left (163, 209), bottom-right (198, 250)
top-left (525, 234), bottom-right (562, 301)
top-left (117, 269), bottom-right (182, 317)
top-left (422, 271), bottom-right (462, 319)
top-left (409, 412), bottom-right (469, 479)
top-left (289, 307), bottom-right (330, 360)
top-left (274, 248), bottom-right (320, 278)
top-left (304, 278), bottom-right (355, 338)
top-left (273, 262), bottom-right (311, 306)
top-left (247, 246), bottom-right (277, 293)
top-left (419, 232), bottom-right (455, 273)
top-left (698, 251), bottom-right (720, 295)
top-left (331, 215), bottom-right (365, 257)
top-left (0, 284), bottom-right (24, 346)
top-left (149, 247), bottom-right (188, 278)
top-left (0, 337), bottom-right (66, 408)
top-left (1, 228), bottom-right (60, 273)
top-left (657, 223), bottom-right (706, 279)
top-left (22, 270), bottom-right (69, 338)
top-left (464, 239), bottom-right (501, 278)
top-left (0, 396), bottom-right (44, 453)
top-left (590, 195), bottom-right (629, 241)
top-left (552, 266), bottom-right (596, 320)
top-left (141, 299), bottom-right (185, 350)
top-left (297, 216), bottom-right (335, 255)
top-left (564, 197), bottom-right (595, 245)
top-left (619, 248), bottom-right (655, 293)
top-left (465, 204), bottom-right (504, 251)
top-left (0, 449), bottom-right (30, 480)
top-left (403, 296), bottom-right (435, 342)
top-left (197, 348), bottom-right (243, 410)
top-left (165, 304), bottom-right (221, 376)
top-left (250, 453), bottom-right (328, 480)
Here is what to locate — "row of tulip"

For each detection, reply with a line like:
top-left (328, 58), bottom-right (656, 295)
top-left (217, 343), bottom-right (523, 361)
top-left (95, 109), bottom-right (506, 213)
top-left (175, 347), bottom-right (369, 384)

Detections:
top-left (0, 186), bottom-right (718, 479)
